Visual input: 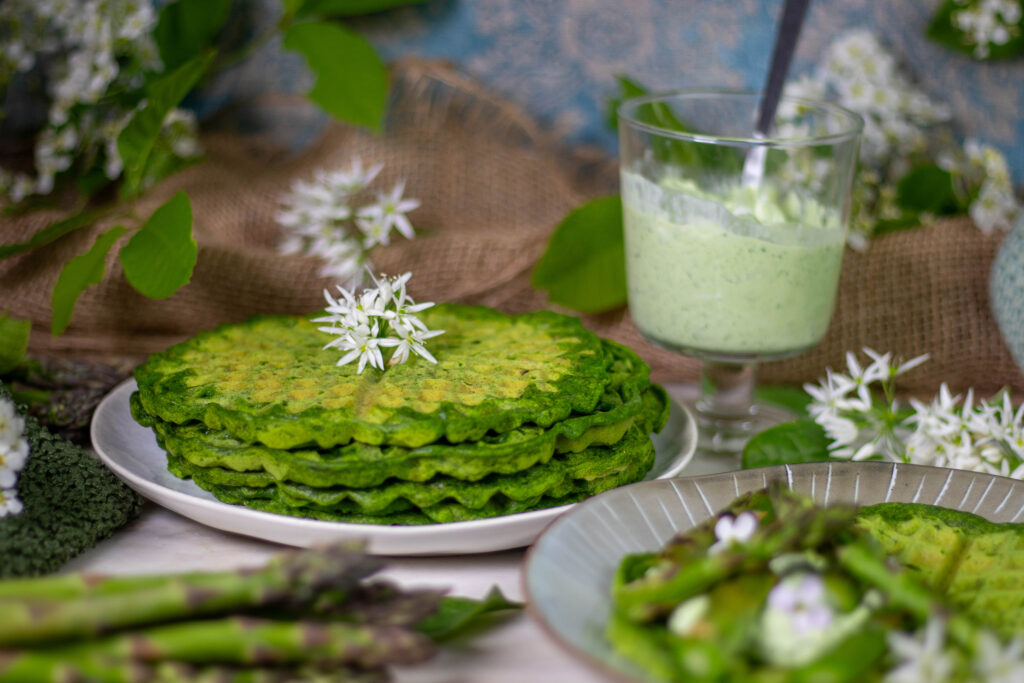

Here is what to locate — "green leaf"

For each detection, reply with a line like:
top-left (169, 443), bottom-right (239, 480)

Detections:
top-left (608, 74), bottom-right (741, 171)
top-left (51, 226), bottom-right (127, 336)
top-left (117, 52), bottom-right (214, 198)
top-left (927, 0), bottom-right (1024, 60)
top-left (0, 312), bottom-right (31, 373)
top-left (416, 587), bottom-right (520, 641)
top-left (282, 22), bottom-right (388, 131)
top-left (754, 385), bottom-right (812, 418)
top-left (741, 418), bottom-right (832, 470)
top-left (896, 164), bottom-right (963, 215)
top-left (0, 210), bottom-right (102, 260)
top-left (119, 192), bottom-right (196, 299)
top-left (606, 75), bottom-right (650, 131)
top-left (296, 0), bottom-right (426, 18)
top-left (532, 195), bottom-right (627, 314)
top-left (154, 0), bottom-right (232, 71)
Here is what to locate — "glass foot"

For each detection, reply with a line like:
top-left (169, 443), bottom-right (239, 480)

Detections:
top-left (694, 400), bottom-right (794, 457)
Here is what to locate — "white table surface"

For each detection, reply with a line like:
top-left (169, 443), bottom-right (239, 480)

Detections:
top-left (66, 385), bottom-right (737, 683)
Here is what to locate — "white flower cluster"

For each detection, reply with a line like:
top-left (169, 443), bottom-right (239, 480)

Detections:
top-left (951, 0), bottom-right (1022, 58)
top-left (314, 272), bottom-right (443, 374)
top-left (885, 619), bottom-right (1024, 683)
top-left (906, 385), bottom-right (1024, 478)
top-left (805, 348), bottom-right (1024, 479)
top-left (805, 348), bottom-right (929, 461)
top-left (0, 0), bottom-right (201, 201)
top-left (782, 30), bottom-right (1019, 247)
top-left (278, 158), bottom-right (420, 287)
top-left (939, 139), bottom-right (1021, 233)
top-left (0, 398), bottom-right (29, 517)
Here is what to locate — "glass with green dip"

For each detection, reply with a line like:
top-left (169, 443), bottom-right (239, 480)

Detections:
top-left (619, 91), bottom-right (862, 454)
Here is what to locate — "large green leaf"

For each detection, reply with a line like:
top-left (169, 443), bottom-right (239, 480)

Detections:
top-left (117, 52), bottom-right (214, 198)
top-left (532, 196), bottom-right (627, 314)
top-left (741, 418), bottom-right (832, 470)
top-left (154, 0), bottom-right (232, 71)
top-left (51, 227), bottom-right (127, 336)
top-left (0, 312), bottom-right (30, 373)
top-left (119, 192), bottom-right (196, 299)
top-left (896, 164), bottom-right (963, 215)
top-left (0, 210), bottom-right (102, 260)
top-left (754, 385), bottom-right (812, 418)
top-left (296, 0), bottom-right (426, 18)
top-left (282, 22), bottom-right (388, 131)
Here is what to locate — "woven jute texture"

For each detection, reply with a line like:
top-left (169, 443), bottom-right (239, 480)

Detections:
top-left (1, 59), bottom-right (1021, 397)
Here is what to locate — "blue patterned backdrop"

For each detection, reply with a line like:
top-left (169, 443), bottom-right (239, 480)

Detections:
top-left (209, 0), bottom-right (1024, 180)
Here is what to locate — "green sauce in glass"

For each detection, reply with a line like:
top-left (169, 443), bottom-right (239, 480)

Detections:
top-left (622, 173), bottom-right (845, 357)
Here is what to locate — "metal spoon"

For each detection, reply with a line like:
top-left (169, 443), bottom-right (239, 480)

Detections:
top-left (742, 0), bottom-right (813, 188)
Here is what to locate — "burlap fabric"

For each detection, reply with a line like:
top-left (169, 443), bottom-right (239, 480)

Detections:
top-left (2, 60), bottom-right (1021, 397)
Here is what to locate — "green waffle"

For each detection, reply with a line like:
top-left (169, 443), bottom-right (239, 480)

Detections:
top-left (134, 305), bottom-right (611, 449)
top-left (856, 502), bottom-right (1024, 638)
top-left (196, 431), bottom-right (657, 525)
top-left (133, 343), bottom-right (668, 488)
top-left (164, 423), bottom-right (656, 514)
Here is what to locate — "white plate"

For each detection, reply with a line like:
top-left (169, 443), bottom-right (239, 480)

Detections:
top-left (523, 462), bottom-right (1024, 680)
top-left (91, 379), bottom-right (698, 555)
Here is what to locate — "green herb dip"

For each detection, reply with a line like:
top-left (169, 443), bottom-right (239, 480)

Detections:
top-left (622, 172), bottom-right (845, 357)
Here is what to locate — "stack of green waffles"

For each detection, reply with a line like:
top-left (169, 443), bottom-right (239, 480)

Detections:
top-left (131, 305), bottom-right (669, 525)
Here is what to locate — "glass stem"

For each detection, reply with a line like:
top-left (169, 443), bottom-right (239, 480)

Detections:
top-left (696, 360), bottom-right (758, 455)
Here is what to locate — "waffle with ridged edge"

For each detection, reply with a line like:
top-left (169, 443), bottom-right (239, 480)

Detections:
top-left (134, 304), bottom-right (610, 449)
top-left (132, 342), bottom-right (667, 488)
top-left (198, 428), bottom-right (657, 525)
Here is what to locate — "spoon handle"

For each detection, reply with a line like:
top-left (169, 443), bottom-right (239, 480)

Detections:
top-left (756, 0), bottom-right (812, 136)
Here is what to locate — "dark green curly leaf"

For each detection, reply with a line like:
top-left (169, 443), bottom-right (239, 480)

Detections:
top-left (0, 210), bottom-right (103, 260)
top-left (119, 191), bottom-right (196, 299)
top-left (296, 0), bottom-right (426, 18)
top-left (51, 227), bottom-right (127, 336)
top-left (741, 418), bottom-right (832, 470)
top-left (532, 195), bottom-right (626, 314)
top-left (154, 0), bottom-right (232, 71)
top-left (117, 52), bottom-right (214, 198)
top-left (416, 587), bottom-right (520, 641)
top-left (282, 22), bottom-right (388, 131)
top-left (0, 312), bottom-right (30, 373)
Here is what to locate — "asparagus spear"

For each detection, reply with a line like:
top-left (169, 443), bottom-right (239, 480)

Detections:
top-left (0, 617), bottom-right (434, 671)
top-left (0, 544), bottom-right (382, 646)
top-left (614, 493), bottom-right (858, 622)
top-left (0, 655), bottom-right (387, 683)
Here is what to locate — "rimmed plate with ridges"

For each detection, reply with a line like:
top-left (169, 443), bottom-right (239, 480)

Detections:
top-left (523, 461), bottom-right (1024, 680)
top-left (91, 379), bottom-right (698, 555)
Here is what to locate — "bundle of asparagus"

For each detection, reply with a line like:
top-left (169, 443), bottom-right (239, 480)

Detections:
top-left (0, 543), bottom-right (516, 682)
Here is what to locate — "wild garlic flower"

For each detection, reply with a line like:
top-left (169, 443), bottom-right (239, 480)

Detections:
top-left (805, 349), bottom-right (1024, 478)
top-left (277, 159), bottom-right (418, 287)
top-left (972, 630), bottom-right (1024, 683)
top-left (951, 0), bottom-right (1023, 58)
top-left (884, 619), bottom-right (957, 683)
top-left (708, 511), bottom-right (758, 555)
top-left (804, 348), bottom-right (929, 462)
top-left (778, 30), bottom-right (1020, 247)
top-left (0, 398), bottom-right (28, 517)
top-left (314, 272), bottom-right (443, 374)
top-left (0, 0), bottom-right (200, 201)
top-left (906, 384), bottom-right (1024, 478)
top-left (939, 139), bottom-right (1020, 233)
